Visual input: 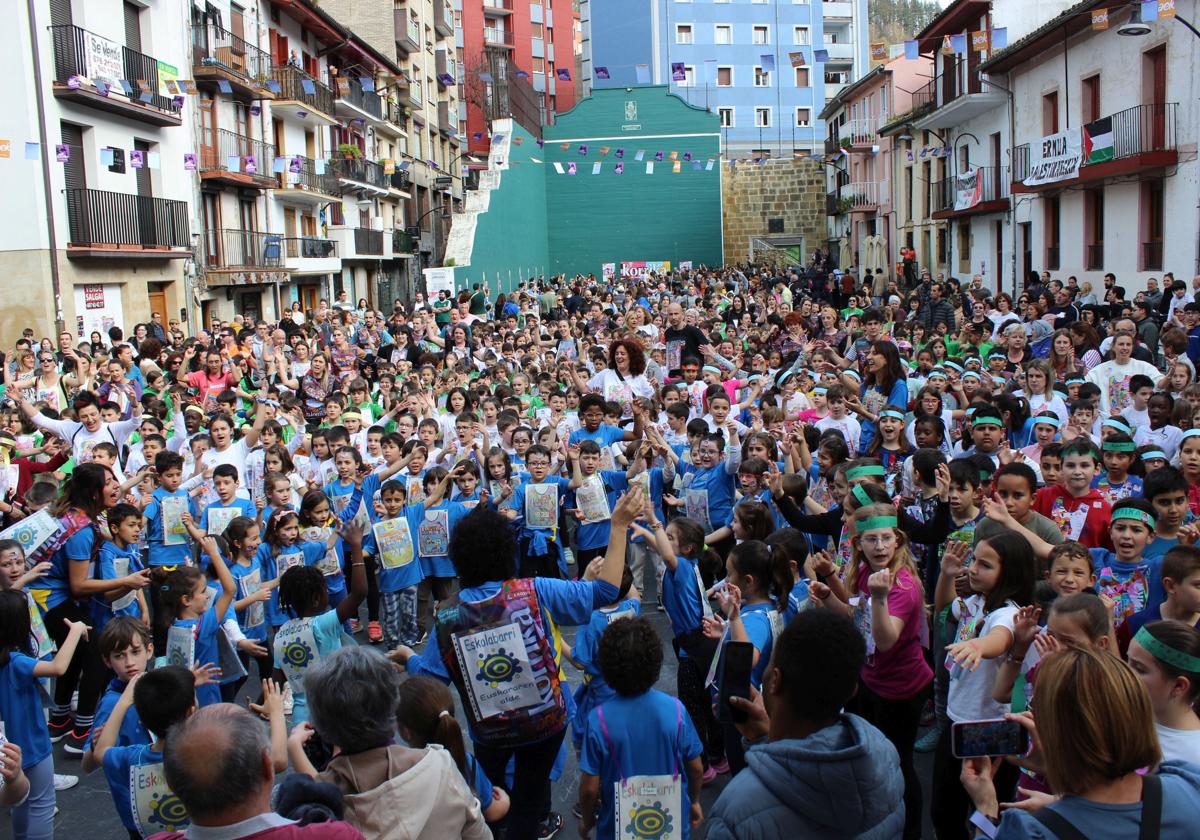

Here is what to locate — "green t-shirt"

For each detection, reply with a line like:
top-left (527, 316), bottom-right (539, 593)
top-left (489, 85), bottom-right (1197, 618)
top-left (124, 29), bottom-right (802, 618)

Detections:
top-left (433, 299), bottom-right (452, 327)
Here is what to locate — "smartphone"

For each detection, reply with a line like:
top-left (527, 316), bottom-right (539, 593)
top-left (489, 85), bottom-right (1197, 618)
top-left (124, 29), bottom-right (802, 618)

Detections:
top-left (951, 718), bottom-right (1030, 758)
top-left (715, 641), bottom-right (754, 725)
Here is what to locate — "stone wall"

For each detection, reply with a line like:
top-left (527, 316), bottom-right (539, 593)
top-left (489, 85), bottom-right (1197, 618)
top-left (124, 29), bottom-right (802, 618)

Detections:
top-left (722, 158), bottom-right (826, 266)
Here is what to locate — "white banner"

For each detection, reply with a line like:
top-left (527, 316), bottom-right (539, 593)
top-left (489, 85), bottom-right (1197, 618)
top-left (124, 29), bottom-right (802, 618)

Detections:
top-left (423, 266), bottom-right (456, 295)
top-left (954, 169), bottom-right (982, 211)
top-left (1024, 129), bottom-right (1082, 187)
top-left (85, 31), bottom-right (124, 92)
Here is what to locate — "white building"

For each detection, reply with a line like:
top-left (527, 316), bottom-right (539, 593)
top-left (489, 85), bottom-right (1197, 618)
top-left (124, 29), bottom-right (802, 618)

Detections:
top-left (2, 0), bottom-right (195, 344)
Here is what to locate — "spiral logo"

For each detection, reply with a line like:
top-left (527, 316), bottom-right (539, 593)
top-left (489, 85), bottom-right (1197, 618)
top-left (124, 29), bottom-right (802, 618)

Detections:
top-left (475, 648), bottom-right (522, 688)
top-left (625, 802), bottom-right (672, 839)
top-left (283, 639), bottom-right (314, 669)
top-left (13, 526), bottom-right (35, 546)
top-left (149, 792), bottom-right (189, 830)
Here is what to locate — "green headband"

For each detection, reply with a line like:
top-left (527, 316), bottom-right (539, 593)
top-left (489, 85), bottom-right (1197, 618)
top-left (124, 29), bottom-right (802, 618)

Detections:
top-left (852, 484), bottom-right (873, 509)
top-left (1135, 626), bottom-right (1200, 672)
top-left (846, 465), bottom-right (886, 480)
top-left (879, 409), bottom-right (906, 421)
top-left (857, 516), bottom-right (898, 532)
top-left (972, 416), bottom-right (1003, 427)
top-left (1103, 441), bottom-right (1136, 453)
top-left (1112, 507), bottom-right (1156, 529)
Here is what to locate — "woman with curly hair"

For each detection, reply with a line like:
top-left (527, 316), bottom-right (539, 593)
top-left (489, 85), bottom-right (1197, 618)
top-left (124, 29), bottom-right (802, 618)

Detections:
top-left (574, 337), bottom-right (655, 418)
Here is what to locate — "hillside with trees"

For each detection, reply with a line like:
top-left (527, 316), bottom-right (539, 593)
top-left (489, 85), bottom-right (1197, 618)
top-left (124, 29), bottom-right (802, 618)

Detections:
top-left (869, 0), bottom-right (943, 45)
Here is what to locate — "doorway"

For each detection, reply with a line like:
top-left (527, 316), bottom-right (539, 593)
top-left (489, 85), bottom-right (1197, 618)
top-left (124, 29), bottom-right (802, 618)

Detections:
top-left (1019, 222), bottom-right (1033, 288)
top-left (147, 283), bottom-right (167, 326)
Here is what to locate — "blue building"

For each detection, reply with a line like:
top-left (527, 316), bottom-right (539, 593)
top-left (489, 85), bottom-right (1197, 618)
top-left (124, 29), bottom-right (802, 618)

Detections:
top-left (579, 0), bottom-right (870, 159)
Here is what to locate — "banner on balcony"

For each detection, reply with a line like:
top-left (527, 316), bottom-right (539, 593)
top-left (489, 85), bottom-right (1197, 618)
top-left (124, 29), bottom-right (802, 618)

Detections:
top-left (157, 61), bottom-right (180, 97)
top-left (84, 31), bottom-right (123, 93)
top-left (955, 168), bottom-right (982, 211)
top-left (1024, 129), bottom-right (1082, 186)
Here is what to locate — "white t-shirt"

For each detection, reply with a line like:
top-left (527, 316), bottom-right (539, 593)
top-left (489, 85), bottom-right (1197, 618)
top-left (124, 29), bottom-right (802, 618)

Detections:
top-left (200, 438), bottom-right (253, 505)
top-left (1156, 723), bottom-right (1200, 765)
top-left (588, 369), bottom-right (654, 417)
top-left (1085, 358), bottom-right (1162, 416)
top-left (1136, 425), bottom-right (1184, 461)
top-left (32, 413), bottom-right (140, 464)
top-left (815, 414), bottom-right (862, 456)
top-left (947, 595), bottom-right (1018, 723)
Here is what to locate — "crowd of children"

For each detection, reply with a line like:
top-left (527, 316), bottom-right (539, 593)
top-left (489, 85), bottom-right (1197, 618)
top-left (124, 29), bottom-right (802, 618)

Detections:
top-left (2, 270), bottom-right (1200, 839)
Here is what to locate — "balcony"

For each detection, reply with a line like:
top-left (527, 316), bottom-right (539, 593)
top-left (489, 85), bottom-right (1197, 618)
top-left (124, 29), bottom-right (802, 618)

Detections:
top-left (192, 22), bottom-right (273, 98)
top-left (331, 157), bottom-right (390, 194)
top-left (393, 79), bottom-right (420, 111)
top-left (438, 100), bottom-right (456, 135)
top-left (203, 228), bottom-right (283, 270)
top-left (49, 25), bottom-right (182, 127)
top-left (64, 189), bottom-right (190, 259)
top-left (824, 42), bottom-right (855, 61)
top-left (910, 77), bottom-right (938, 116)
top-left (1086, 243), bottom-right (1105, 271)
top-left (275, 155), bottom-right (340, 204)
top-left (1143, 241), bottom-right (1163, 271)
top-left (484, 28), bottom-right (516, 48)
top-left (433, 0), bottom-right (454, 37)
top-left (825, 190), bottom-right (840, 216)
top-left (843, 117), bottom-right (878, 150)
top-left (436, 50), bottom-right (451, 87)
top-left (377, 98), bottom-right (409, 137)
top-left (393, 228), bottom-right (416, 256)
top-left (484, 0), bottom-right (514, 15)
top-left (334, 75), bottom-right (383, 124)
top-left (329, 226), bottom-right (385, 259)
top-left (390, 169), bottom-right (413, 195)
top-left (269, 65), bottom-right (336, 125)
top-left (283, 236), bottom-right (340, 275)
top-left (840, 181), bottom-right (879, 212)
top-left (931, 166), bottom-right (1010, 219)
top-left (394, 9), bottom-right (421, 54)
top-left (199, 129), bottom-right (277, 188)
top-left (1011, 103), bottom-right (1179, 193)
top-left (913, 68), bottom-right (1005, 130)
top-left (823, 1), bottom-right (854, 19)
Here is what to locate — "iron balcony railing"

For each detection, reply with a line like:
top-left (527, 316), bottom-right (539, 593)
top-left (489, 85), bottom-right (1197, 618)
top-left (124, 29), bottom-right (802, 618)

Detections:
top-left (192, 21), bottom-right (272, 86)
top-left (65, 188), bottom-right (190, 249)
top-left (911, 76), bottom-right (937, 113)
top-left (1011, 103), bottom-right (1178, 182)
top-left (200, 128), bottom-right (276, 176)
top-left (278, 155), bottom-right (340, 196)
top-left (331, 157), bottom-right (390, 190)
top-left (1143, 241), bottom-right (1163, 271)
top-left (391, 170), bottom-right (412, 191)
top-left (354, 228), bottom-right (385, 255)
top-left (931, 165), bottom-right (1010, 214)
top-left (49, 24), bottom-right (181, 116)
top-left (335, 75), bottom-right (383, 119)
top-left (484, 28), bottom-right (516, 47)
top-left (1045, 246), bottom-right (1060, 271)
top-left (393, 228), bottom-right (415, 253)
top-left (1087, 243), bottom-right (1105, 271)
top-left (284, 237), bottom-right (337, 259)
top-left (204, 228), bottom-right (283, 269)
top-left (271, 65), bottom-right (334, 115)
top-left (483, 0), bottom-right (514, 11)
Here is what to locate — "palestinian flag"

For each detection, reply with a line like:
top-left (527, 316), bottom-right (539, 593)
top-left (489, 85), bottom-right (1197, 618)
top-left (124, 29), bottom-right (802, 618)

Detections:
top-left (1083, 117), bottom-right (1114, 164)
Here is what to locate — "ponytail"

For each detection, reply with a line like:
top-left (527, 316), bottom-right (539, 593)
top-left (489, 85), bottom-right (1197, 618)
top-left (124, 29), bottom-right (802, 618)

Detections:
top-left (397, 676), bottom-right (471, 783)
top-left (728, 540), bottom-right (788, 611)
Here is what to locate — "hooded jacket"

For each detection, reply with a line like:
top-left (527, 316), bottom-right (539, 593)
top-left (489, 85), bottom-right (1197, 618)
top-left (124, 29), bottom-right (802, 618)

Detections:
top-left (705, 713), bottom-right (904, 840)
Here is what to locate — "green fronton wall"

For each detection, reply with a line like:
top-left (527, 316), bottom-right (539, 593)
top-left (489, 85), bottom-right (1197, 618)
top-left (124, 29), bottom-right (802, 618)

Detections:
top-left (543, 87), bottom-right (723, 278)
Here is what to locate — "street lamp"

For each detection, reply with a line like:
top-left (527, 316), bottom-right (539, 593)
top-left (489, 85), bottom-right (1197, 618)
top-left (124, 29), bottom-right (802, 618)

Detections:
top-left (1118, 3), bottom-right (1200, 38)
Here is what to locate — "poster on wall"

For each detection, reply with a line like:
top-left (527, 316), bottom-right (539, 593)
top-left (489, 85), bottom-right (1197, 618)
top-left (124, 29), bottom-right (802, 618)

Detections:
top-left (620, 261), bottom-right (671, 280)
top-left (954, 169), bottom-right (982, 211)
top-left (601, 263), bottom-right (616, 280)
top-left (1024, 129), bottom-right (1082, 187)
top-left (423, 266), bottom-right (456, 296)
top-left (678, 261), bottom-right (693, 271)
top-left (156, 61), bottom-right (180, 97)
top-left (84, 31), bottom-right (123, 93)
top-left (73, 285), bottom-right (124, 341)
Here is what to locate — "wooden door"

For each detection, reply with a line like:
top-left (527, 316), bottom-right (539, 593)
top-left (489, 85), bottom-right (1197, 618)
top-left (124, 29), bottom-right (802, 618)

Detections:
top-left (1147, 47), bottom-right (1166, 148)
top-left (301, 285), bottom-right (319, 315)
top-left (148, 287), bottom-right (167, 322)
top-left (199, 94), bottom-right (217, 166)
top-left (271, 31), bottom-right (287, 66)
top-left (305, 130), bottom-right (316, 160)
top-left (203, 193), bottom-right (221, 267)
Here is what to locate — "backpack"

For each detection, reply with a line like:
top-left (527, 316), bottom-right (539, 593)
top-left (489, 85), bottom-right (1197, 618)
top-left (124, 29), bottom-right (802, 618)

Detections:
top-left (435, 578), bottom-right (568, 748)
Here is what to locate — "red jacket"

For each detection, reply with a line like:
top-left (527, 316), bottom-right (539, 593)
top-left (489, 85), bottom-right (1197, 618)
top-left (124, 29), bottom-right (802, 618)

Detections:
top-left (1033, 485), bottom-right (1113, 550)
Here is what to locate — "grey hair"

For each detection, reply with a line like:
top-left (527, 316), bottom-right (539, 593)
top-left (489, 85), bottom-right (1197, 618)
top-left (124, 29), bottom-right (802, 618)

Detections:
top-left (163, 705), bottom-right (269, 822)
top-left (307, 646), bottom-right (400, 753)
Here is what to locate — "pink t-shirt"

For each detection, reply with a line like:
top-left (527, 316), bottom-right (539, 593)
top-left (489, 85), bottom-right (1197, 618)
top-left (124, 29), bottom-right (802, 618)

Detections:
top-left (859, 566), bottom-right (933, 700)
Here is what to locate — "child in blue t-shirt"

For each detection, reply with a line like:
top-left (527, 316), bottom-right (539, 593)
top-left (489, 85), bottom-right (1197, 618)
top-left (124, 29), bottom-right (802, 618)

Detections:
top-left (566, 441), bottom-right (628, 567)
top-left (93, 666), bottom-right (196, 838)
top-left (81, 617), bottom-right (153, 774)
top-left (93, 504), bottom-right (149, 634)
top-left (143, 452), bottom-right (193, 570)
top-left (579, 615), bottom-right (703, 840)
top-left (196, 465), bottom-right (256, 568)
top-left (364, 480), bottom-right (425, 649)
top-left (159, 522), bottom-right (237, 707)
top-left (0, 589), bottom-right (89, 839)
top-left (504, 444), bottom-right (572, 577)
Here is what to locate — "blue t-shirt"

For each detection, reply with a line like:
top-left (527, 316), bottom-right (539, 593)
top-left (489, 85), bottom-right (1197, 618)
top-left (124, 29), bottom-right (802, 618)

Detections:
top-left (580, 690), bottom-right (703, 840)
top-left (199, 498), bottom-right (257, 537)
top-left (0, 651), bottom-right (50, 768)
top-left (661, 556), bottom-right (708, 640)
top-left (92, 541), bottom-right (145, 631)
top-left (569, 424), bottom-right (627, 449)
top-left (86, 679), bottom-right (151, 754)
top-left (571, 598), bottom-right (640, 747)
top-left (1090, 549), bottom-right (1165, 628)
top-left (101, 742), bottom-right (162, 831)
top-left (680, 462), bottom-right (737, 533)
top-left (230, 556), bottom-right (271, 642)
top-left (257, 539), bottom-right (331, 627)
top-left (715, 602), bottom-right (779, 691)
top-left (571, 470), bottom-right (627, 551)
top-left (144, 488), bottom-right (193, 567)
top-left (363, 515), bottom-right (425, 593)
top-left (274, 608), bottom-right (345, 724)
top-left (35, 519), bottom-right (99, 612)
top-left (172, 602), bottom-right (222, 706)
top-left (783, 577), bottom-right (812, 624)
top-left (511, 475), bottom-right (572, 574)
top-left (407, 500), bottom-right (470, 579)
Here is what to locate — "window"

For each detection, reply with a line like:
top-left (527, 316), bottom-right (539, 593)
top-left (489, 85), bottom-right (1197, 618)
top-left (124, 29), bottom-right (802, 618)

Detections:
top-left (678, 65), bottom-right (695, 87)
top-left (1141, 178), bottom-right (1164, 270)
top-left (531, 57), bottom-right (545, 73)
top-left (957, 223), bottom-right (971, 274)
top-left (676, 24), bottom-right (693, 44)
top-left (719, 106), bottom-right (734, 127)
top-left (716, 66), bottom-right (733, 86)
top-left (755, 66), bottom-right (771, 86)
top-left (1082, 75), bottom-right (1100, 124)
top-left (795, 107), bottom-right (810, 126)
top-left (1042, 91), bottom-right (1059, 134)
top-left (752, 25), bottom-right (769, 44)
top-left (1084, 188), bottom-right (1104, 270)
top-left (714, 24), bottom-right (732, 44)
top-left (755, 107), bottom-right (771, 127)
top-left (531, 22), bottom-right (544, 38)
top-left (793, 26), bottom-right (810, 45)
top-left (794, 67), bottom-right (809, 86)
top-left (1044, 195), bottom-right (1061, 270)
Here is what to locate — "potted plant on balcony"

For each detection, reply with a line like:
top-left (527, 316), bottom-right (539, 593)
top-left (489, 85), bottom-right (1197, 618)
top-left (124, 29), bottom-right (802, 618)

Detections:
top-left (839, 136), bottom-right (853, 151)
top-left (337, 144), bottom-right (363, 160)
top-left (837, 195), bottom-right (856, 213)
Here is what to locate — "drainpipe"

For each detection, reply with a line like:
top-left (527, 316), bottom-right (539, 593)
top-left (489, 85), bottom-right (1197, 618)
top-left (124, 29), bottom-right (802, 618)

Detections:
top-left (25, 0), bottom-right (65, 335)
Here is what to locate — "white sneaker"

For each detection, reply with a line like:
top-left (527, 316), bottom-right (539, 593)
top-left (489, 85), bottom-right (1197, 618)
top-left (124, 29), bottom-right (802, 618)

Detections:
top-left (53, 773), bottom-right (79, 791)
top-left (282, 684), bottom-right (294, 715)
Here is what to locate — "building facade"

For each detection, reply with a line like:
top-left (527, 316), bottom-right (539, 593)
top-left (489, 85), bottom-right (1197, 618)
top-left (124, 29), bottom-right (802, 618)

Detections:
top-left (3, 0), bottom-right (194, 344)
top-left (457, 0), bottom-right (579, 159)
top-left (580, 0), bottom-right (869, 158)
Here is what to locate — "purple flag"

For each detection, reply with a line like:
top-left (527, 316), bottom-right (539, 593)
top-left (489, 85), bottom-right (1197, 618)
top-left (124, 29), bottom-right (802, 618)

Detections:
top-left (578, 144), bottom-right (588, 155)
top-left (438, 73), bottom-right (456, 87)
top-left (360, 77), bottom-right (375, 92)
top-left (904, 40), bottom-right (919, 60)
top-left (814, 49), bottom-right (829, 63)
top-left (183, 153), bottom-right (196, 171)
top-left (218, 79), bottom-right (233, 94)
top-left (55, 144), bottom-right (69, 163)
top-left (595, 66), bottom-right (610, 80)
top-left (654, 151), bottom-right (664, 162)
top-left (172, 95), bottom-right (185, 109)
top-left (567, 162), bottom-right (577, 175)
top-left (472, 132), bottom-right (483, 140)
top-left (67, 76), bottom-right (81, 90)
top-left (290, 156), bottom-right (303, 174)
top-left (267, 80), bottom-right (282, 94)
top-left (991, 27), bottom-right (1008, 49)
top-left (951, 33), bottom-right (967, 54)
top-left (615, 148), bottom-right (625, 159)
top-left (130, 150), bottom-right (144, 169)
top-left (245, 155), bottom-right (257, 174)
top-left (479, 72), bottom-right (493, 82)
top-left (300, 79), bottom-right (315, 95)
top-left (536, 138), bottom-right (545, 148)
top-left (671, 62), bottom-right (686, 82)
top-left (250, 104), bottom-right (261, 116)
top-left (556, 68), bottom-right (571, 82)
top-left (683, 152), bottom-right (692, 161)
top-left (515, 70), bottom-right (530, 79)
top-left (95, 80), bottom-right (110, 97)
top-left (615, 162), bottom-right (624, 175)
